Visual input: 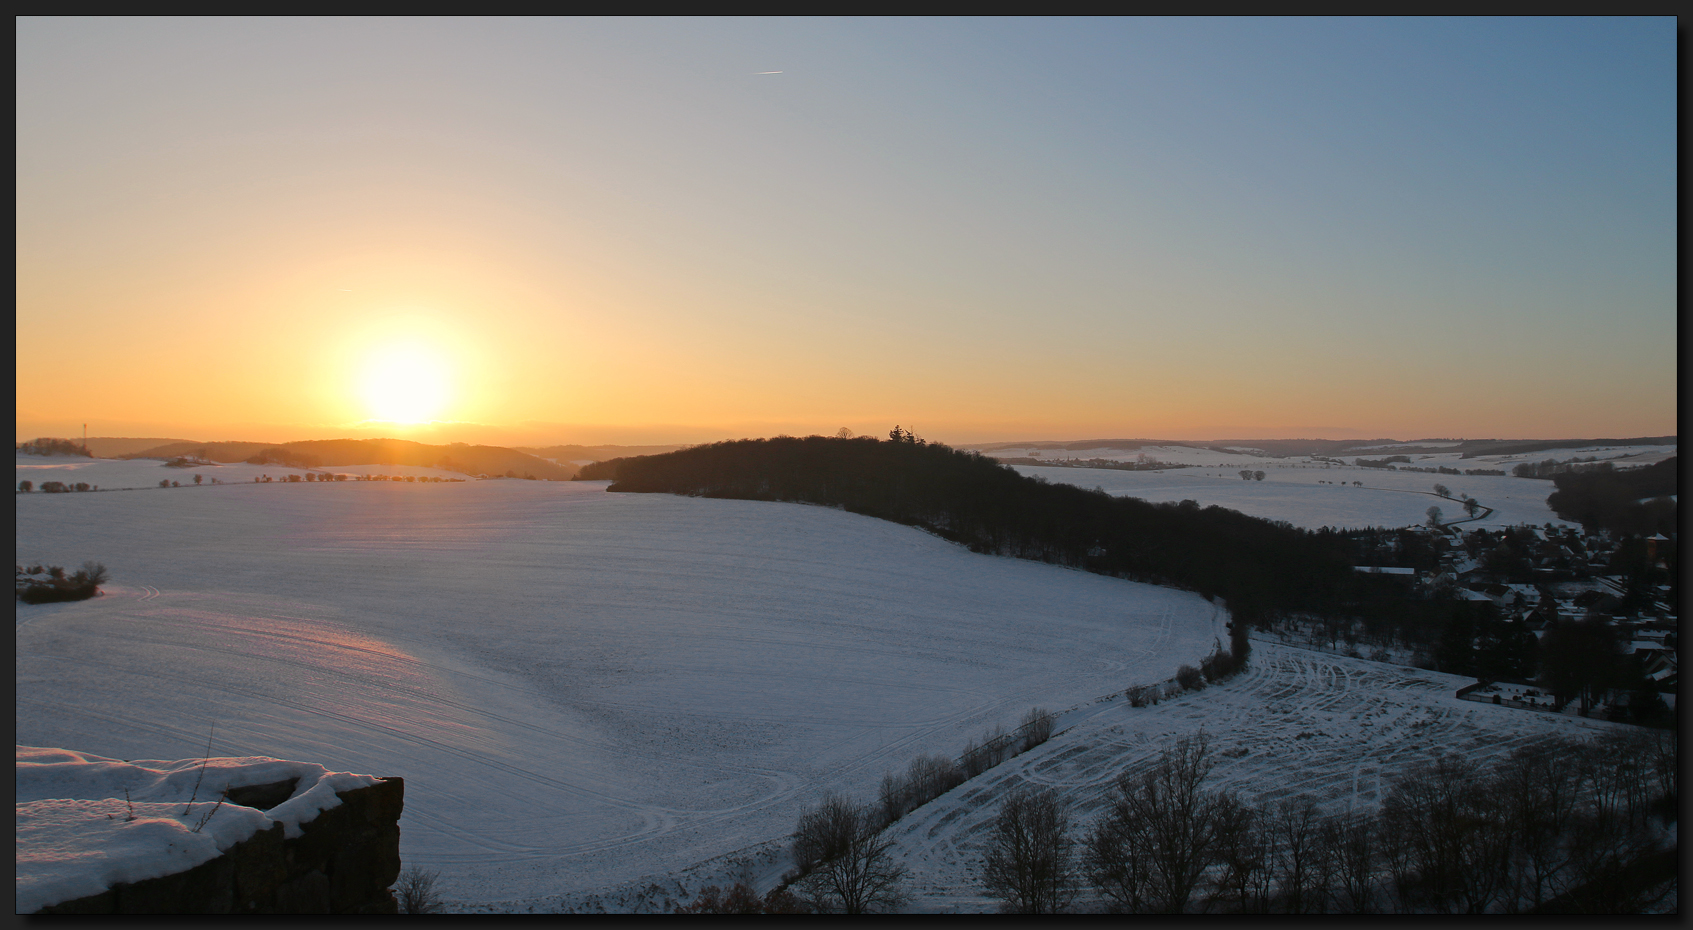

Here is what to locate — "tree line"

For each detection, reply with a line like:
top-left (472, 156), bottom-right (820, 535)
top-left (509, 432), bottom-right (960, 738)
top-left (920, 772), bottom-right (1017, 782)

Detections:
top-left (1545, 457), bottom-right (1676, 538)
top-left (980, 728), bottom-right (1674, 913)
top-left (17, 438), bottom-right (86, 457)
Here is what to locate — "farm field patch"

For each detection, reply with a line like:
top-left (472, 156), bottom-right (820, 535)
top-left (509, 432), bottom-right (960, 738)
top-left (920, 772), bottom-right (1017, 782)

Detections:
top-left (16, 464), bottom-right (1219, 906)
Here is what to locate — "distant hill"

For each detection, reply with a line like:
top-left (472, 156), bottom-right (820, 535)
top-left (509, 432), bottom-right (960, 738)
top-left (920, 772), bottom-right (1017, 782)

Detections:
top-left (119, 438), bottom-right (576, 479)
top-left (514, 443), bottom-right (687, 464)
top-left (967, 436), bottom-right (1676, 459)
top-left (81, 437), bottom-right (204, 458)
top-left (578, 435), bottom-right (1354, 637)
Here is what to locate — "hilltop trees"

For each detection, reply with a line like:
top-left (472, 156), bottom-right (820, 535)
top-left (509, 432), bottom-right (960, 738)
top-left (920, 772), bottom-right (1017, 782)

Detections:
top-left (17, 438), bottom-right (85, 457)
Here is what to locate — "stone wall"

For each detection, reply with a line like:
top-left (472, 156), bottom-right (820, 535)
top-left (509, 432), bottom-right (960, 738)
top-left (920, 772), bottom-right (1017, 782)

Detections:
top-left (32, 777), bottom-right (404, 914)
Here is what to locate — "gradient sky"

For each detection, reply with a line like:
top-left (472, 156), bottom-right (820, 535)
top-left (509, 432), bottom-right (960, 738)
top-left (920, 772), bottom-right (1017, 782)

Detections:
top-left (17, 17), bottom-right (1676, 446)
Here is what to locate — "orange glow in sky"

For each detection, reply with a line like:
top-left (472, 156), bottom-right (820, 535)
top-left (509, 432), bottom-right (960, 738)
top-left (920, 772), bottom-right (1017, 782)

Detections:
top-left (15, 19), bottom-right (1675, 447)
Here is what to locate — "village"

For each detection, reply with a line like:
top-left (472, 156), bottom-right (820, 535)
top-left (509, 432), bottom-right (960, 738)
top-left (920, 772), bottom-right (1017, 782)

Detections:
top-left (1275, 515), bottom-right (1676, 723)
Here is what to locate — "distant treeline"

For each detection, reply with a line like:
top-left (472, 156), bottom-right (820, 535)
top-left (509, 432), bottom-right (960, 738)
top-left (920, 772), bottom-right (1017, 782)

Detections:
top-left (1458, 437), bottom-right (1676, 459)
top-left (514, 443), bottom-right (687, 463)
top-left (580, 434), bottom-right (1359, 637)
top-left (16, 438), bottom-right (86, 457)
top-left (120, 438), bottom-right (577, 480)
top-left (1547, 458), bottom-right (1677, 538)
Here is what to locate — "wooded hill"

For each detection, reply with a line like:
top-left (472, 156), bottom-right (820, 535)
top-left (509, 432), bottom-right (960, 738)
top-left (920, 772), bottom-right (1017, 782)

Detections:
top-left (578, 434), bottom-right (1356, 629)
top-left (115, 438), bottom-right (576, 480)
top-left (1548, 457), bottom-right (1678, 537)
top-left (513, 443), bottom-right (687, 463)
top-left (965, 435), bottom-right (1676, 460)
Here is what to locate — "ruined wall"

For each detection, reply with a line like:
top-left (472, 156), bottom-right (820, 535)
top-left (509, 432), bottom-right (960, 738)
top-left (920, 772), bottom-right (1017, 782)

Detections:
top-left (32, 777), bottom-right (404, 915)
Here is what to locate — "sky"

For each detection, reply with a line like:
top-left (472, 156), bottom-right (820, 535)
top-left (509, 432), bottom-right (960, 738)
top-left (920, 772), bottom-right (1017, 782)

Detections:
top-left (16, 17), bottom-right (1677, 446)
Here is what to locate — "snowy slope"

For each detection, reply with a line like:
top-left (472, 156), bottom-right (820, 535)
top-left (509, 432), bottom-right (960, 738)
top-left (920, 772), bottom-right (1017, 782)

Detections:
top-left (1015, 463), bottom-right (1580, 530)
top-left (883, 640), bottom-right (1638, 912)
top-left (16, 462), bottom-right (1220, 906)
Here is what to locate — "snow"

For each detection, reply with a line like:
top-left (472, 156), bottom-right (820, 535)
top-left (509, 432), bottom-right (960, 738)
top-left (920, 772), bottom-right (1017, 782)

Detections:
top-left (1014, 462), bottom-right (1584, 530)
top-left (15, 746), bottom-right (378, 913)
top-left (882, 640), bottom-right (1640, 912)
top-left (14, 453), bottom-right (476, 490)
top-left (17, 458), bottom-right (1221, 909)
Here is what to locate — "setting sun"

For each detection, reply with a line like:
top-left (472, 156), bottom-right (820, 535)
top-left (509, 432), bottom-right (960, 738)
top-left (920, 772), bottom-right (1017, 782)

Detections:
top-left (360, 343), bottom-right (450, 424)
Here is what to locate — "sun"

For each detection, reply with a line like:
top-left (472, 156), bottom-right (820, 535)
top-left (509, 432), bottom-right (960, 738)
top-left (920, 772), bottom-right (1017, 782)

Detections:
top-left (360, 343), bottom-right (450, 424)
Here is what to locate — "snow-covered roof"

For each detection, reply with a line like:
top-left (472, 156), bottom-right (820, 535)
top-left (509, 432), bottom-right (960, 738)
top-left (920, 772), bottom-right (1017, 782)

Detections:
top-left (16, 746), bottom-right (381, 914)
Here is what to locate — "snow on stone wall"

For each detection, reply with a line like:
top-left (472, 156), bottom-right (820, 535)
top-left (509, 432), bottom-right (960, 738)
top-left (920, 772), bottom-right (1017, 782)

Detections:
top-left (17, 746), bottom-right (402, 914)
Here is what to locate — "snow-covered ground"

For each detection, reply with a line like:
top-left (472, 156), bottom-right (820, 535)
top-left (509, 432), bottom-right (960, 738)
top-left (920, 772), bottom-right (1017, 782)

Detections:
top-left (457, 639), bottom-right (1639, 913)
top-left (1013, 462), bottom-right (1582, 531)
top-left (15, 453), bottom-right (475, 489)
top-left (886, 640), bottom-right (1639, 912)
top-left (17, 459), bottom-right (1220, 908)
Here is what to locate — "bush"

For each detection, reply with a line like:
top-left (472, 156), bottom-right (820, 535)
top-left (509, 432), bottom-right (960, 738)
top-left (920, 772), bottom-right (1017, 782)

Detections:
top-left (42, 481), bottom-right (69, 493)
top-left (1176, 665), bottom-right (1204, 691)
top-left (17, 561), bottom-right (108, 604)
top-left (394, 865), bottom-right (445, 914)
top-left (1200, 648), bottom-right (1235, 682)
top-left (18, 480), bottom-right (32, 493)
top-left (675, 883), bottom-right (809, 914)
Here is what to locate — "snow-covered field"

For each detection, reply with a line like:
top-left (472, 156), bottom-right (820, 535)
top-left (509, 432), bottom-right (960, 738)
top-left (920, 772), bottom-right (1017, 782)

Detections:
top-left (15, 453), bottom-right (471, 489)
top-left (887, 640), bottom-right (1638, 912)
top-left (1013, 463), bottom-right (1581, 531)
top-left (16, 458), bottom-right (1220, 908)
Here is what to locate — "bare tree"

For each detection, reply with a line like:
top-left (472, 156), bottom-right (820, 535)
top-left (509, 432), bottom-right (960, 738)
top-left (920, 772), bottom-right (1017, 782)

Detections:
top-left (1433, 483), bottom-right (1451, 498)
top-left (1090, 732), bottom-right (1228, 913)
top-left (1019, 707), bottom-right (1056, 751)
top-left (1204, 793), bottom-right (1271, 913)
top-left (1253, 470), bottom-right (1265, 482)
top-left (1327, 810), bottom-right (1379, 913)
top-left (1271, 795), bottom-right (1327, 912)
top-left (791, 794), bottom-right (907, 914)
top-left (1084, 796), bottom-right (1151, 913)
top-left (1378, 753), bottom-right (1513, 913)
top-left (1425, 506), bottom-right (1443, 528)
top-left (982, 787), bottom-right (1075, 913)
top-left (394, 866), bottom-right (445, 913)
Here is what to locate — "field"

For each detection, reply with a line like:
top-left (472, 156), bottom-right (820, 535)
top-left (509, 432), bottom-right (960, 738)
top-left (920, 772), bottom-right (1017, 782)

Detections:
top-left (12, 451), bottom-right (1656, 912)
top-left (16, 459), bottom-right (1220, 908)
top-left (884, 640), bottom-right (1635, 912)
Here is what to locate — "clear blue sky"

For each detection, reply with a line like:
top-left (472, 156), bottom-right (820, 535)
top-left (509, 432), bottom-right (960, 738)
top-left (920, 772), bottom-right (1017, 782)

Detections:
top-left (17, 17), bottom-right (1676, 444)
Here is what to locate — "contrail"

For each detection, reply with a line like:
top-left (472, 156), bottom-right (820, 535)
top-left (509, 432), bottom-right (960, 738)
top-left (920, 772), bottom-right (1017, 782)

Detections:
top-left (755, 71), bottom-right (782, 74)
